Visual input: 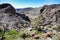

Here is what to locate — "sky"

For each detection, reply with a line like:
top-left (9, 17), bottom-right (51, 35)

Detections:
top-left (0, 0), bottom-right (60, 8)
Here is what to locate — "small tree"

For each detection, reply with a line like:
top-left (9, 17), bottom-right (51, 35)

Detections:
top-left (1, 24), bottom-right (8, 40)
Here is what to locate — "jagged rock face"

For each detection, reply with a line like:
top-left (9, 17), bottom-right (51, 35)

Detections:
top-left (40, 4), bottom-right (60, 26)
top-left (16, 13), bottom-right (30, 22)
top-left (0, 3), bottom-right (16, 15)
top-left (0, 3), bottom-right (30, 30)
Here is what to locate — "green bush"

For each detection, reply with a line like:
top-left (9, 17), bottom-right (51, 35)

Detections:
top-left (4, 30), bottom-right (19, 40)
top-left (20, 32), bottom-right (30, 39)
top-left (57, 26), bottom-right (60, 31)
top-left (0, 29), bottom-right (3, 36)
top-left (52, 35), bottom-right (59, 40)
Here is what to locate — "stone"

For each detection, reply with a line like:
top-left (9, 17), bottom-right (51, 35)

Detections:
top-left (31, 33), bottom-right (35, 37)
top-left (34, 35), bottom-right (40, 39)
top-left (46, 32), bottom-right (52, 38)
top-left (47, 37), bottom-right (52, 40)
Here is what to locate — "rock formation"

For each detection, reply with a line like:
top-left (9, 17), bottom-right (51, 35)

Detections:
top-left (0, 3), bottom-right (30, 30)
top-left (40, 4), bottom-right (60, 26)
top-left (0, 3), bottom-right (16, 15)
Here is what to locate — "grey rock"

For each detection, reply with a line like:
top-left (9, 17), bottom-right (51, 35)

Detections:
top-left (34, 35), bottom-right (40, 39)
top-left (0, 3), bottom-right (16, 15)
top-left (40, 4), bottom-right (60, 26)
top-left (0, 3), bottom-right (30, 30)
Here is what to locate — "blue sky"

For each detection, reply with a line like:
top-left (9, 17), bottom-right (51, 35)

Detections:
top-left (0, 0), bottom-right (60, 8)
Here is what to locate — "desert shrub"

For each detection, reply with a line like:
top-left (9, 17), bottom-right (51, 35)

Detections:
top-left (7, 30), bottom-right (18, 35)
top-left (0, 29), bottom-right (5, 40)
top-left (52, 35), bottom-right (59, 40)
top-left (0, 29), bottom-right (3, 33)
top-left (57, 26), bottom-right (60, 31)
top-left (53, 25), bottom-right (60, 31)
top-left (0, 29), bottom-right (3, 36)
top-left (4, 30), bottom-right (19, 40)
top-left (36, 27), bottom-right (43, 32)
top-left (19, 28), bottom-right (31, 40)
top-left (31, 17), bottom-right (41, 29)
top-left (20, 33), bottom-right (28, 39)
top-left (20, 31), bottom-right (30, 39)
top-left (0, 29), bottom-right (4, 40)
top-left (4, 37), bottom-right (16, 40)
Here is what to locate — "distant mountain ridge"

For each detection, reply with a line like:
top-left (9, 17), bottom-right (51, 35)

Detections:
top-left (16, 7), bottom-right (40, 19)
top-left (16, 7), bottom-right (34, 11)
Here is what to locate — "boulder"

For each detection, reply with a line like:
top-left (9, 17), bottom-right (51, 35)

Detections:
top-left (34, 35), bottom-right (40, 39)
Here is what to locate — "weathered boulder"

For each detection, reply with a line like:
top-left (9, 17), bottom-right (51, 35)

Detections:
top-left (34, 35), bottom-right (40, 39)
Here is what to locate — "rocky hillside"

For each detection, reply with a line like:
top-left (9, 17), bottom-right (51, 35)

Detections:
top-left (16, 4), bottom-right (60, 26)
top-left (0, 3), bottom-right (30, 30)
top-left (0, 3), bottom-right (60, 40)
top-left (39, 4), bottom-right (60, 26)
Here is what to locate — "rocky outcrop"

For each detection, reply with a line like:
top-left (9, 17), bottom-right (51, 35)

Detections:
top-left (16, 13), bottom-right (30, 22)
top-left (0, 3), bottom-right (30, 30)
top-left (0, 3), bottom-right (16, 15)
top-left (40, 4), bottom-right (60, 26)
